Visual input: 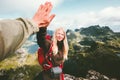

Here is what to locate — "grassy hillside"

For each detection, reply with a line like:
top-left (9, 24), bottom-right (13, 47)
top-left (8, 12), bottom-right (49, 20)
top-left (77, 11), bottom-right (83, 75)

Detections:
top-left (0, 53), bottom-right (42, 80)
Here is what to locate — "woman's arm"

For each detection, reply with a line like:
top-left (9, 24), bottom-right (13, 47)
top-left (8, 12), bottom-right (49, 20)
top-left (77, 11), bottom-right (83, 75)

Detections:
top-left (36, 27), bottom-right (51, 54)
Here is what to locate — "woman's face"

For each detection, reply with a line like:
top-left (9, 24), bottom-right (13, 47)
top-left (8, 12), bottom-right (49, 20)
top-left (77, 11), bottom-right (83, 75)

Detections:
top-left (56, 29), bottom-right (65, 41)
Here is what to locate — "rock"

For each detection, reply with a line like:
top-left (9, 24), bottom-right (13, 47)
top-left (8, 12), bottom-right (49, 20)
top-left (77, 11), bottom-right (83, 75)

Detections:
top-left (64, 70), bottom-right (118, 80)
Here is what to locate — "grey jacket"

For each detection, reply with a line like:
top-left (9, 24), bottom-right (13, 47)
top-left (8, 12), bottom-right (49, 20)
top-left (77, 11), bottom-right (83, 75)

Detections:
top-left (0, 18), bottom-right (39, 60)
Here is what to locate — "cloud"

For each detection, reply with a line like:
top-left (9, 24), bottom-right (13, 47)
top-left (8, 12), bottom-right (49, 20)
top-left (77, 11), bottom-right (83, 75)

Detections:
top-left (99, 7), bottom-right (120, 25)
top-left (0, 1), bottom-right (120, 32)
top-left (49, 7), bottom-right (120, 32)
top-left (0, 0), bottom-right (63, 18)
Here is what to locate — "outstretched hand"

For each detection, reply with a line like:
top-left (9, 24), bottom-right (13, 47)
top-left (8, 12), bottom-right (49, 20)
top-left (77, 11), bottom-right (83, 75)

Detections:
top-left (33, 2), bottom-right (55, 28)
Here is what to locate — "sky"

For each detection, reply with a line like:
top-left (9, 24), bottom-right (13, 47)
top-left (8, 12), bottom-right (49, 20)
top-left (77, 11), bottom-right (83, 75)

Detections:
top-left (0, 0), bottom-right (120, 32)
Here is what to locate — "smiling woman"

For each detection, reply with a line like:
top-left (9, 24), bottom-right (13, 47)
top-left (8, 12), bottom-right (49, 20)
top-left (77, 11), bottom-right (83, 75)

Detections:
top-left (36, 26), bottom-right (69, 80)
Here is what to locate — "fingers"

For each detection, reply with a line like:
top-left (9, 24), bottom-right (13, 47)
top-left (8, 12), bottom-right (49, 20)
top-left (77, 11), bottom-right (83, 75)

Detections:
top-left (46, 3), bottom-right (52, 15)
top-left (44, 2), bottom-right (55, 22)
top-left (46, 2), bottom-right (53, 14)
top-left (37, 4), bottom-right (44, 14)
top-left (37, 2), bottom-right (52, 16)
top-left (33, 2), bottom-right (55, 28)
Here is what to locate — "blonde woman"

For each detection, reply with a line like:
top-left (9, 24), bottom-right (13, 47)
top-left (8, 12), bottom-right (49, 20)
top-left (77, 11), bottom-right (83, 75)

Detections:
top-left (37, 27), bottom-right (69, 80)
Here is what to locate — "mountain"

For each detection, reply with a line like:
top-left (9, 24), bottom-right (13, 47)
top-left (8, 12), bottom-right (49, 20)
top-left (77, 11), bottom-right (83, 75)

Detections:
top-left (65, 25), bottom-right (120, 79)
top-left (0, 25), bottom-right (120, 80)
top-left (80, 25), bottom-right (114, 36)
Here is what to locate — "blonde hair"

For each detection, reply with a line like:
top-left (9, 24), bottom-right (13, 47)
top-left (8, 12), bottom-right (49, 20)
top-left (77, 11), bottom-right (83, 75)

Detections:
top-left (52, 27), bottom-right (69, 60)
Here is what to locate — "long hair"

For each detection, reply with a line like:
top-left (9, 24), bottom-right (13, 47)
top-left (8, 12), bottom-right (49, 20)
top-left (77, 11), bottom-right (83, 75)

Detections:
top-left (52, 27), bottom-right (69, 60)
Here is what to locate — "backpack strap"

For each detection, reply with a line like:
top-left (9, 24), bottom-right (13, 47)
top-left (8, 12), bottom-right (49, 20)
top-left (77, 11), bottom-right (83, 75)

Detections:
top-left (42, 43), bottom-right (53, 70)
top-left (38, 48), bottom-right (45, 65)
top-left (45, 43), bottom-right (53, 58)
top-left (38, 42), bottom-right (64, 71)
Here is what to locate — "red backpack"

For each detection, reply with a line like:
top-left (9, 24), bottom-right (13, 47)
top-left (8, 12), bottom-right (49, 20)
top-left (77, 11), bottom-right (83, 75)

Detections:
top-left (38, 43), bottom-right (53, 70)
top-left (37, 36), bottom-right (64, 80)
top-left (38, 44), bottom-right (64, 80)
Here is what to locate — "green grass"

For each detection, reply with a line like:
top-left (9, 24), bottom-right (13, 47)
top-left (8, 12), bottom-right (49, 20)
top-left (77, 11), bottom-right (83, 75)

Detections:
top-left (0, 53), bottom-right (43, 80)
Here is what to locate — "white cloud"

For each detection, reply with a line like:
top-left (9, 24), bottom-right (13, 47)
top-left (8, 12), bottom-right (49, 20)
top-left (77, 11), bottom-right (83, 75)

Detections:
top-left (49, 7), bottom-right (120, 32)
top-left (98, 7), bottom-right (120, 25)
top-left (0, 1), bottom-right (120, 32)
top-left (0, 0), bottom-right (63, 18)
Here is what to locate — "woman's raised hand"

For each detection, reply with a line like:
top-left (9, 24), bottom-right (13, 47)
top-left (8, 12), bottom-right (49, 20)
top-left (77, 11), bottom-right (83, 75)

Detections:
top-left (33, 2), bottom-right (55, 27)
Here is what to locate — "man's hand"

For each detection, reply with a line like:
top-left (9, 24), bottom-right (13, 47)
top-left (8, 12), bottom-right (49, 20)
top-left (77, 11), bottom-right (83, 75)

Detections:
top-left (33, 2), bottom-right (55, 27)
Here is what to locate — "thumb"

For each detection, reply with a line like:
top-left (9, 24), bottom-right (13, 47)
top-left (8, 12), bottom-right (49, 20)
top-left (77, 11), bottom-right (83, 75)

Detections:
top-left (49, 14), bottom-right (55, 22)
